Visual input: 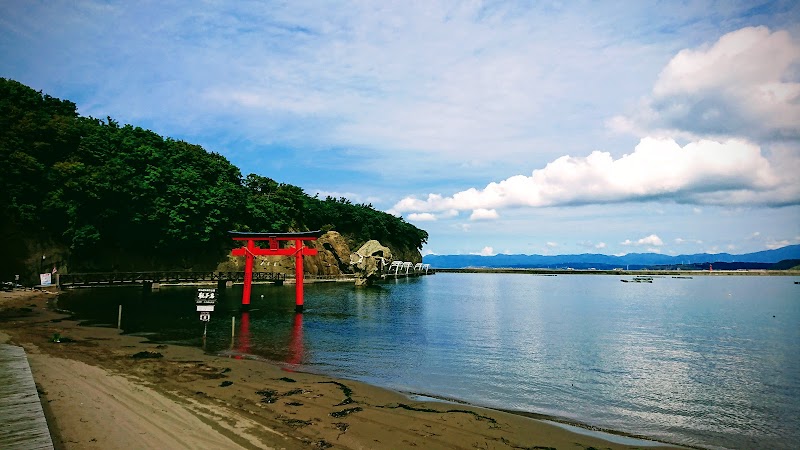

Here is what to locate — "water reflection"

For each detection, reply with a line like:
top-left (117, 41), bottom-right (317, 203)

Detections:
top-left (231, 309), bottom-right (304, 367)
top-left (58, 275), bottom-right (800, 450)
top-left (287, 313), bottom-right (303, 366)
top-left (236, 311), bottom-right (250, 354)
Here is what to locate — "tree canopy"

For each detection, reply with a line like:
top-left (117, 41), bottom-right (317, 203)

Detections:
top-left (0, 78), bottom-right (427, 276)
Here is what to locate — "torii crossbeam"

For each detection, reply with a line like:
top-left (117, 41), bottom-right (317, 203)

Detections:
top-left (229, 231), bottom-right (322, 312)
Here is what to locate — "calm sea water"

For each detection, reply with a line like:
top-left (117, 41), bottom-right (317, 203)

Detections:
top-left (59, 273), bottom-right (800, 449)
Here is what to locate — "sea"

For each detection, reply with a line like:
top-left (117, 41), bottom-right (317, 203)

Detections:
top-left (58, 273), bottom-right (800, 449)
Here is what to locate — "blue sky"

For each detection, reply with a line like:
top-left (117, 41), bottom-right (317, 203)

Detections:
top-left (2, 0), bottom-right (799, 256)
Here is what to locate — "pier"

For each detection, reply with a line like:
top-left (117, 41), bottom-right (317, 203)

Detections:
top-left (385, 261), bottom-right (434, 277)
top-left (57, 271), bottom-right (285, 288)
top-left (57, 266), bottom-right (433, 289)
top-left (0, 344), bottom-right (54, 449)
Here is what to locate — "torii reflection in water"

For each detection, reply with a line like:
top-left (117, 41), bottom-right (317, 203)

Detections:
top-left (234, 311), bottom-right (304, 367)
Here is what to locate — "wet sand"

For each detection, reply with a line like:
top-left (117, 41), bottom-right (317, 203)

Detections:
top-left (1, 289), bottom-right (685, 450)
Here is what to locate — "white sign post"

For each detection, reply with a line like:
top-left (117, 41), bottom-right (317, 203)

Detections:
top-left (196, 288), bottom-right (217, 338)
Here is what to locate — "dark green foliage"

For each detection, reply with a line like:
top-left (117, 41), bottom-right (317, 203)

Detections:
top-left (0, 78), bottom-right (427, 275)
top-left (771, 259), bottom-right (800, 270)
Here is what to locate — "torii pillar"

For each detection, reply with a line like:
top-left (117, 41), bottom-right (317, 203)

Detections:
top-left (230, 231), bottom-right (321, 312)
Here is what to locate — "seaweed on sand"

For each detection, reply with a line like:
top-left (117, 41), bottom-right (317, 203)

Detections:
top-left (379, 403), bottom-right (497, 424)
top-left (131, 351), bottom-right (163, 359)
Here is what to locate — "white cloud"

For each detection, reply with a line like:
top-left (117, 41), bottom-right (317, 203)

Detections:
top-left (392, 137), bottom-right (797, 213)
top-left (765, 239), bottom-right (792, 249)
top-left (612, 26), bottom-right (800, 141)
top-left (404, 209), bottom-right (458, 222)
top-left (469, 208), bottom-right (499, 220)
top-left (440, 209), bottom-right (460, 219)
top-left (675, 237), bottom-right (703, 245)
top-left (472, 246), bottom-right (496, 256)
top-left (622, 234), bottom-right (664, 246)
top-left (407, 213), bottom-right (437, 222)
top-left (578, 240), bottom-right (606, 250)
top-left (546, 242), bottom-right (559, 248)
top-left (641, 235), bottom-right (664, 246)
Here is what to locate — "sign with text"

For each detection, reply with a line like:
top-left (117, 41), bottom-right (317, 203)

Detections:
top-left (196, 288), bottom-right (217, 320)
top-left (196, 288), bottom-right (217, 303)
top-left (39, 273), bottom-right (52, 286)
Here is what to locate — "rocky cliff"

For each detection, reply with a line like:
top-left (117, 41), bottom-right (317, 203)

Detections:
top-left (216, 231), bottom-right (417, 276)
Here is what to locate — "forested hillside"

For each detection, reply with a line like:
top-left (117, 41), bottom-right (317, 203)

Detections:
top-left (0, 78), bottom-right (427, 279)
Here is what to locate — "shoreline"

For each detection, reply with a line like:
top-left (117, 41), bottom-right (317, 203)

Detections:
top-left (434, 268), bottom-right (800, 276)
top-left (1, 289), bottom-right (687, 449)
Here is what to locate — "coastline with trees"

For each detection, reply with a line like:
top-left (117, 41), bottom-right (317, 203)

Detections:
top-left (1, 78), bottom-right (427, 284)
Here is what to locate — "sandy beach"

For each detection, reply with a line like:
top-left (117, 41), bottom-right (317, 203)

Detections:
top-left (1, 289), bottom-right (684, 450)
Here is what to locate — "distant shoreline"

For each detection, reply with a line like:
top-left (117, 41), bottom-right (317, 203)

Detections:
top-left (434, 268), bottom-right (800, 276)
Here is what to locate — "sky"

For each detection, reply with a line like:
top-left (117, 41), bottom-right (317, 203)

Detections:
top-left (1, 0), bottom-right (799, 257)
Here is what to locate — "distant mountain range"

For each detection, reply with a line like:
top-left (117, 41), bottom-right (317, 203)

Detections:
top-left (423, 244), bottom-right (800, 269)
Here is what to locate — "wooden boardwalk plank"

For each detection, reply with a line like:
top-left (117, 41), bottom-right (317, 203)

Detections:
top-left (0, 344), bottom-right (55, 450)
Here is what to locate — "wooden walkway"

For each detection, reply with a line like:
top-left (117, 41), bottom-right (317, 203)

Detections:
top-left (0, 344), bottom-right (54, 450)
top-left (58, 270), bottom-right (286, 288)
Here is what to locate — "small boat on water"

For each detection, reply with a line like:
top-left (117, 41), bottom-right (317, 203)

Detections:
top-left (673, 276), bottom-right (693, 279)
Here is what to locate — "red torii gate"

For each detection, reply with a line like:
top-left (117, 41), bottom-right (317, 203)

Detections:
top-left (229, 231), bottom-right (322, 312)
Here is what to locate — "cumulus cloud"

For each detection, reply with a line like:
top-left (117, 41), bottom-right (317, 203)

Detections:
top-left (407, 213), bottom-right (437, 222)
top-left (440, 209), bottom-right (460, 219)
top-left (392, 137), bottom-right (798, 213)
top-left (622, 234), bottom-right (664, 246)
top-left (611, 26), bottom-right (800, 141)
top-left (578, 240), bottom-right (606, 250)
top-left (469, 208), bottom-right (499, 220)
top-left (472, 246), bottom-right (496, 256)
top-left (402, 209), bottom-right (459, 222)
top-left (765, 239), bottom-right (791, 249)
